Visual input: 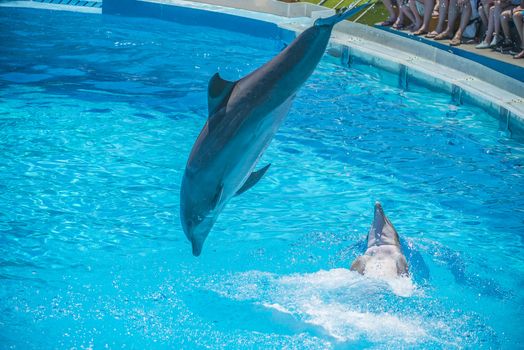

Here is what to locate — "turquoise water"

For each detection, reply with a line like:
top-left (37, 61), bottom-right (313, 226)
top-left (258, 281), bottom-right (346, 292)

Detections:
top-left (1, 7), bottom-right (524, 349)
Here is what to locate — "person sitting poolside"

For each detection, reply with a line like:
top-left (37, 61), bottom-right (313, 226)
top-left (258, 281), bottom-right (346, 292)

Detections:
top-left (411, 0), bottom-right (437, 34)
top-left (434, 0), bottom-right (478, 45)
top-left (476, 0), bottom-right (519, 48)
top-left (476, 1), bottom-right (499, 47)
top-left (426, 0), bottom-right (450, 37)
top-left (379, 0), bottom-right (400, 26)
top-left (392, 0), bottom-right (419, 30)
top-left (500, 0), bottom-right (523, 53)
top-left (512, 0), bottom-right (524, 58)
top-left (478, 0), bottom-right (494, 36)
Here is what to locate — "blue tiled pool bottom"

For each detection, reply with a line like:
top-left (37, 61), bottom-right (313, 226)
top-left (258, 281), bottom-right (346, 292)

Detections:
top-left (1, 7), bottom-right (523, 349)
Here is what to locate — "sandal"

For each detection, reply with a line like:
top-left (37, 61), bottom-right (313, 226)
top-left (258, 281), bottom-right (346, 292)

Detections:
top-left (425, 31), bottom-right (439, 38)
top-left (377, 19), bottom-right (396, 26)
top-left (449, 37), bottom-right (461, 46)
top-left (413, 29), bottom-right (428, 36)
top-left (434, 32), bottom-right (453, 40)
top-left (392, 22), bottom-right (405, 30)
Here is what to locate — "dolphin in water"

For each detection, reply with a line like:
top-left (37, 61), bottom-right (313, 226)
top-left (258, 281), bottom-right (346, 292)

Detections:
top-left (180, 6), bottom-right (367, 256)
top-left (350, 202), bottom-right (409, 277)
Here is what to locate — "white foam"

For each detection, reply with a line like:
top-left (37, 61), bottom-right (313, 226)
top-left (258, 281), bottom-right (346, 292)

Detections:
top-left (260, 302), bottom-right (293, 315)
top-left (279, 268), bottom-right (360, 289)
top-left (207, 268), bottom-right (429, 344)
top-left (279, 268), bottom-right (418, 298)
top-left (299, 298), bottom-right (427, 342)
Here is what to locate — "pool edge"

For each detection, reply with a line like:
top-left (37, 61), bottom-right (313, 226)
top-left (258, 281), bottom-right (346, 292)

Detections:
top-left (103, 0), bottom-right (524, 137)
top-left (3, 0), bottom-right (523, 137)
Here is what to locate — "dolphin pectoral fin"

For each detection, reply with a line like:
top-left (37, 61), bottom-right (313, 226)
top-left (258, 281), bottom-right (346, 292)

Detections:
top-left (208, 73), bottom-right (236, 117)
top-left (236, 164), bottom-right (271, 196)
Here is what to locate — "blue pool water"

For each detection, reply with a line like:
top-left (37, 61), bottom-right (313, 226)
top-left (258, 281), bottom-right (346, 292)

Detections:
top-left (1, 7), bottom-right (524, 349)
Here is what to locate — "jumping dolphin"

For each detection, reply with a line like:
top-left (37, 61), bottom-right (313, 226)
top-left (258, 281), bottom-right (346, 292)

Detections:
top-left (350, 202), bottom-right (409, 277)
top-left (180, 5), bottom-right (367, 256)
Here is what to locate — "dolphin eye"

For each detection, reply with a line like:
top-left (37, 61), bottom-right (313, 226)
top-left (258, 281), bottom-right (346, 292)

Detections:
top-left (190, 215), bottom-right (204, 227)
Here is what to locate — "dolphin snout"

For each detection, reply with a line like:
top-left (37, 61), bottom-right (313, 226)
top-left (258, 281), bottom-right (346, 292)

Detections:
top-left (182, 220), bottom-right (204, 256)
top-left (191, 238), bottom-right (203, 257)
top-left (184, 216), bottom-right (212, 257)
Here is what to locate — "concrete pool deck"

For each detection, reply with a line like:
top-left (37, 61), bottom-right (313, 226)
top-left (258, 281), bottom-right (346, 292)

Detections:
top-left (0, 0), bottom-right (102, 13)
top-left (2, 0), bottom-right (523, 135)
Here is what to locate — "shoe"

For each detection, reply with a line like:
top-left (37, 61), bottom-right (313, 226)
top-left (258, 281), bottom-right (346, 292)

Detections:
top-left (475, 41), bottom-right (490, 49)
top-left (489, 35), bottom-right (501, 48)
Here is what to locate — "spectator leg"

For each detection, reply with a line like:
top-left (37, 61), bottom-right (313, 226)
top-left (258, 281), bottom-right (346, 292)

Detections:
top-left (451, 0), bottom-right (472, 44)
top-left (383, 0), bottom-right (399, 22)
top-left (401, 4), bottom-right (417, 25)
top-left (493, 1), bottom-right (504, 39)
top-left (485, 6), bottom-right (496, 43)
top-left (512, 11), bottom-right (524, 57)
top-left (436, 0), bottom-right (459, 38)
top-left (479, 4), bottom-right (489, 35)
top-left (430, 0), bottom-right (449, 34)
top-left (421, 0), bottom-right (436, 32)
top-left (409, 0), bottom-right (423, 30)
top-left (500, 9), bottom-right (513, 43)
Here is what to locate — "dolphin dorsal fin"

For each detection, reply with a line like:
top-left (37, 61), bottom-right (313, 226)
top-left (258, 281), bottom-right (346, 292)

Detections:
top-left (236, 164), bottom-right (271, 196)
top-left (208, 73), bottom-right (236, 117)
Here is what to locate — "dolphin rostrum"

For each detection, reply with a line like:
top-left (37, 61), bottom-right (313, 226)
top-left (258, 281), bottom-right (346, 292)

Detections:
top-left (350, 202), bottom-right (409, 277)
top-left (180, 6), bottom-right (367, 256)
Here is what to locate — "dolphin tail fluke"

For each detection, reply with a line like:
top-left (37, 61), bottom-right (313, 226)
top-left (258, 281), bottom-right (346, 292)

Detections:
top-left (314, 1), bottom-right (371, 27)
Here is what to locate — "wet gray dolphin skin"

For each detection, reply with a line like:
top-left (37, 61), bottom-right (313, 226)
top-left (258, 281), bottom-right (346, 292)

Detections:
top-left (350, 202), bottom-right (409, 276)
top-left (180, 7), bottom-right (364, 256)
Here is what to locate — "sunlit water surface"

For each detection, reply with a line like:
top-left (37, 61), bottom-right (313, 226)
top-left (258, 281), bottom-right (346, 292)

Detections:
top-left (1, 7), bottom-right (523, 349)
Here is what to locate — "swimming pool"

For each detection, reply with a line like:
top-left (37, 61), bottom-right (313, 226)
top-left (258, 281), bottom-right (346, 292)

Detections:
top-left (1, 6), bottom-right (523, 349)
